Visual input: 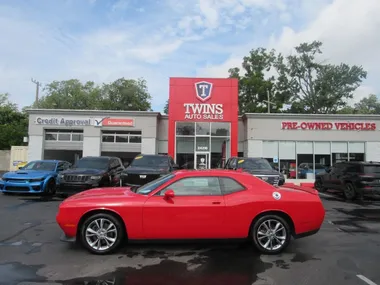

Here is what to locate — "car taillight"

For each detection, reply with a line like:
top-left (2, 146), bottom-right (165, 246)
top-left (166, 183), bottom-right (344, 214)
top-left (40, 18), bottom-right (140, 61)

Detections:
top-left (358, 173), bottom-right (375, 178)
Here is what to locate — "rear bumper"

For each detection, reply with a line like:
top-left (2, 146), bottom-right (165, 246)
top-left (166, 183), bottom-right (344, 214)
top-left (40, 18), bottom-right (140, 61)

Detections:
top-left (359, 187), bottom-right (380, 196)
top-left (294, 228), bottom-right (320, 239)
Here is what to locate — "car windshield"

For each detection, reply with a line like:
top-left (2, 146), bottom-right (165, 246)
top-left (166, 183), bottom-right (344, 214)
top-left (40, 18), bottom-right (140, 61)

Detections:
top-left (237, 158), bottom-right (272, 170)
top-left (22, 161), bottom-right (56, 171)
top-left (135, 174), bottom-right (175, 195)
top-left (73, 158), bottom-right (109, 170)
top-left (130, 155), bottom-right (169, 168)
top-left (364, 165), bottom-right (380, 173)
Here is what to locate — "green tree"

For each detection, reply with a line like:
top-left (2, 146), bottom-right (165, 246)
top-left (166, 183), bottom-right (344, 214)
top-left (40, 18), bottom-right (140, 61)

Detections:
top-left (353, 94), bottom-right (380, 114)
top-left (31, 77), bottom-right (152, 111)
top-left (228, 48), bottom-right (292, 114)
top-left (99, 78), bottom-right (152, 111)
top-left (163, 99), bottom-right (168, 114)
top-left (34, 79), bottom-right (102, 109)
top-left (0, 94), bottom-right (28, 150)
top-left (282, 41), bottom-right (367, 113)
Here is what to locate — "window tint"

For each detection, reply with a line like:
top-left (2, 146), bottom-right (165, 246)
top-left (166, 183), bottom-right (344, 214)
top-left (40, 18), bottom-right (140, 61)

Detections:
top-left (364, 165), bottom-right (380, 173)
top-left (57, 162), bottom-right (65, 171)
top-left (219, 177), bottom-right (245, 195)
top-left (162, 177), bottom-right (222, 196)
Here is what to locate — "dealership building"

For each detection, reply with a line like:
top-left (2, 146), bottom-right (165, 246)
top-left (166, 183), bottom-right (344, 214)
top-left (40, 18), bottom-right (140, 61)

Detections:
top-left (26, 77), bottom-right (380, 180)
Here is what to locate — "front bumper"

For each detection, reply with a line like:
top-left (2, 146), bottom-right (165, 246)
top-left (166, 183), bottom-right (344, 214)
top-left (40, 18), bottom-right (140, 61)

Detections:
top-left (57, 182), bottom-right (100, 194)
top-left (0, 180), bottom-right (46, 193)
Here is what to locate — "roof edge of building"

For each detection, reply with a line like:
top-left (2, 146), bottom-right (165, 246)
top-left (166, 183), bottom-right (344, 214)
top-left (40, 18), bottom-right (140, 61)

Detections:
top-left (24, 108), bottom-right (162, 117)
top-left (242, 113), bottom-right (380, 120)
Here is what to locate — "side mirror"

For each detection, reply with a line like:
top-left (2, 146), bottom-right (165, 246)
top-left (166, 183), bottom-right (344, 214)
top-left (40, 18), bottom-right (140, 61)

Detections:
top-left (18, 167), bottom-right (24, 170)
top-left (164, 190), bottom-right (175, 199)
top-left (172, 164), bottom-right (179, 170)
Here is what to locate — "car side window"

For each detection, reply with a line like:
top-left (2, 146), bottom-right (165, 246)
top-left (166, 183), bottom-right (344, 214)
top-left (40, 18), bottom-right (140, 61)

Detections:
top-left (160, 177), bottom-right (222, 196)
top-left (64, 162), bottom-right (72, 169)
top-left (219, 177), bottom-right (246, 195)
top-left (56, 162), bottom-right (65, 171)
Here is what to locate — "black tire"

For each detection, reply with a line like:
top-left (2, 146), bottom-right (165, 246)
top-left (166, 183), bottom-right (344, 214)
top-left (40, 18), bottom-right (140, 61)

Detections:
top-left (44, 179), bottom-right (56, 196)
top-left (314, 178), bottom-right (326, 193)
top-left (251, 214), bottom-right (291, 255)
top-left (344, 182), bottom-right (356, 201)
top-left (80, 213), bottom-right (125, 255)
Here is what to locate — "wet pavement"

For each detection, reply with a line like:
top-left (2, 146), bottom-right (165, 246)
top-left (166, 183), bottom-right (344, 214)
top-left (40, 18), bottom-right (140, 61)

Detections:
top-left (1, 192), bottom-right (380, 285)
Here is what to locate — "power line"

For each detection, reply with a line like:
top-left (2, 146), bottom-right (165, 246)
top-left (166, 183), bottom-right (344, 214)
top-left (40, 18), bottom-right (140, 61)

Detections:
top-left (31, 78), bottom-right (41, 106)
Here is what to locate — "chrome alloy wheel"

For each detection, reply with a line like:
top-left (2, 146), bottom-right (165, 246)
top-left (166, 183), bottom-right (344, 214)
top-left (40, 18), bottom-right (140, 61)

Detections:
top-left (256, 219), bottom-right (287, 251)
top-left (85, 218), bottom-right (118, 251)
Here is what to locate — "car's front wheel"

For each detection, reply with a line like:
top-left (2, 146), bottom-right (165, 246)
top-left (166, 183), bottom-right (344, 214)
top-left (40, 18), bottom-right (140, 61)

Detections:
top-left (251, 215), bottom-right (291, 254)
top-left (44, 179), bottom-right (56, 196)
top-left (80, 213), bottom-right (125, 255)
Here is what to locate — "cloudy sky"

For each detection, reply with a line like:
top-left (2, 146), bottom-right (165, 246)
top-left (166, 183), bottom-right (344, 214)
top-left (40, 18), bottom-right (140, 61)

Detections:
top-left (1, 0), bottom-right (379, 112)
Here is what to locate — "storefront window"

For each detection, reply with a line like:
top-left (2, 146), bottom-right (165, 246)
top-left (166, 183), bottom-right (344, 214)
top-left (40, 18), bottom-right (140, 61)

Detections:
top-left (349, 142), bottom-right (365, 161)
top-left (296, 142), bottom-right (313, 179)
top-left (196, 137), bottom-right (210, 152)
top-left (263, 141), bottom-right (279, 171)
top-left (332, 142), bottom-right (348, 164)
top-left (211, 137), bottom-right (228, 168)
top-left (176, 122), bottom-right (195, 136)
top-left (314, 142), bottom-right (331, 169)
top-left (211, 122), bottom-right (230, 136)
top-left (279, 141), bottom-right (296, 178)
top-left (195, 122), bottom-right (210, 135)
top-left (176, 137), bottom-right (194, 169)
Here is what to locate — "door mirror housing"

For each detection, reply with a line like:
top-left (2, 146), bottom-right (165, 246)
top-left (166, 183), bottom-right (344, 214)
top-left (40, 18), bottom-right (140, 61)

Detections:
top-left (172, 164), bottom-right (179, 170)
top-left (164, 189), bottom-right (175, 199)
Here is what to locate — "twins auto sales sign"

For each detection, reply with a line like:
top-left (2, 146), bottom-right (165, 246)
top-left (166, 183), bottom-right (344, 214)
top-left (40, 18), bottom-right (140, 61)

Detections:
top-left (169, 78), bottom-right (238, 122)
top-left (281, 121), bottom-right (377, 131)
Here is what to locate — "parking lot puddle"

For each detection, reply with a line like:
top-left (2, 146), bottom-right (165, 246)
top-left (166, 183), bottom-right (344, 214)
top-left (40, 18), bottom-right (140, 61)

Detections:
top-left (0, 262), bottom-right (45, 285)
top-left (59, 245), bottom-right (273, 285)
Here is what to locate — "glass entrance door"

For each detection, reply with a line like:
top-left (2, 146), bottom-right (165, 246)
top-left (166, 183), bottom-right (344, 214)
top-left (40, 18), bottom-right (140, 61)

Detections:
top-left (195, 152), bottom-right (210, 169)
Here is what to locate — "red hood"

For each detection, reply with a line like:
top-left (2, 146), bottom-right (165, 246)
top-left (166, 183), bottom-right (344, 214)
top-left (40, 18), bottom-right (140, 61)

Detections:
top-left (65, 187), bottom-right (138, 200)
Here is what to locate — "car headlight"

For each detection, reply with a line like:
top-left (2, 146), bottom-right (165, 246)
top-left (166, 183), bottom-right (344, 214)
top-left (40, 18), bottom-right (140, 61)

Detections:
top-left (90, 175), bottom-right (102, 180)
top-left (122, 173), bottom-right (128, 177)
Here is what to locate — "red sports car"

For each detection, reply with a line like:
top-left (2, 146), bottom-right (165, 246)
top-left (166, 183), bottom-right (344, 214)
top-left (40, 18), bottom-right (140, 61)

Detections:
top-left (56, 169), bottom-right (325, 255)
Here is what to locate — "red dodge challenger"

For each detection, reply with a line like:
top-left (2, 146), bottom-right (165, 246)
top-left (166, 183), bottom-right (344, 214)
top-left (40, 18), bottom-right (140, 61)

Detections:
top-left (56, 169), bottom-right (325, 255)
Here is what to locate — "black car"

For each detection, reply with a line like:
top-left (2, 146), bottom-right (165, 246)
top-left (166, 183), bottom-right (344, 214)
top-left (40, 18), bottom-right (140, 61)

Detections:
top-left (57, 156), bottom-right (124, 195)
top-left (120, 154), bottom-right (179, 187)
top-left (225, 157), bottom-right (281, 186)
top-left (314, 161), bottom-right (380, 200)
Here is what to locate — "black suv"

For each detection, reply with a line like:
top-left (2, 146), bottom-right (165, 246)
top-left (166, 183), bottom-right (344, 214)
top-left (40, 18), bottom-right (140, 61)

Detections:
top-left (314, 161), bottom-right (380, 200)
top-left (57, 156), bottom-right (124, 195)
top-left (225, 157), bottom-right (281, 186)
top-left (120, 154), bottom-right (179, 187)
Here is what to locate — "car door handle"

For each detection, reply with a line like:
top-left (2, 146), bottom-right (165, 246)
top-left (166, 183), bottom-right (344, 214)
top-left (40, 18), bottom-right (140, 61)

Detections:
top-left (212, 201), bottom-right (221, 205)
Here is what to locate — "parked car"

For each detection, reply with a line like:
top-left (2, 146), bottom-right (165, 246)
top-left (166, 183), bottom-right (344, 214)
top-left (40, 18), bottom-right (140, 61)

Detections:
top-left (0, 160), bottom-right (71, 195)
top-left (57, 169), bottom-right (325, 255)
top-left (298, 163), bottom-right (327, 179)
top-left (120, 154), bottom-right (179, 187)
top-left (314, 161), bottom-right (380, 200)
top-left (56, 156), bottom-right (124, 196)
top-left (224, 157), bottom-right (281, 186)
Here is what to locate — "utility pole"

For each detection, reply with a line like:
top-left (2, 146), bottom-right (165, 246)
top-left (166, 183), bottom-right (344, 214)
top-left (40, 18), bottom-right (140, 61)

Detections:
top-left (263, 89), bottom-right (276, 113)
top-left (31, 78), bottom-right (41, 106)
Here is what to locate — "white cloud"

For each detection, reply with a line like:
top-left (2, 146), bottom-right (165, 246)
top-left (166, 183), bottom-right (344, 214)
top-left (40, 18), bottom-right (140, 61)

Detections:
top-left (198, 0), bottom-right (380, 104)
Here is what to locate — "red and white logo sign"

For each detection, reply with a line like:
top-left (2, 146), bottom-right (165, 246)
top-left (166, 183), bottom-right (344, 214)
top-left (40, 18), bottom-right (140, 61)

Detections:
top-left (95, 118), bottom-right (134, 127)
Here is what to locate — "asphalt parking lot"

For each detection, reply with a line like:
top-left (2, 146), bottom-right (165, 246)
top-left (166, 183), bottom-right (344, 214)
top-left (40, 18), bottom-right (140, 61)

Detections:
top-left (1, 192), bottom-right (380, 285)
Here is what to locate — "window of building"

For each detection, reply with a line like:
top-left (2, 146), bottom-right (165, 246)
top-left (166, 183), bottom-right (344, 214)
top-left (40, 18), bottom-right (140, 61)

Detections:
top-left (278, 141), bottom-right (296, 179)
top-left (348, 142), bottom-right (365, 161)
top-left (296, 142), bottom-right (313, 179)
top-left (101, 130), bottom-right (142, 143)
top-left (176, 122), bottom-right (195, 136)
top-left (263, 141), bottom-right (279, 170)
top-left (211, 122), bottom-right (230, 136)
top-left (332, 142), bottom-right (348, 164)
top-left (44, 129), bottom-right (83, 142)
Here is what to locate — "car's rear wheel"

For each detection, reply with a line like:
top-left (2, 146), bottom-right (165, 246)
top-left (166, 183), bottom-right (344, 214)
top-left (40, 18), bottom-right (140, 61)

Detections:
top-left (80, 213), bottom-right (124, 255)
top-left (314, 178), bottom-right (326, 193)
top-left (344, 182), bottom-right (356, 201)
top-left (251, 215), bottom-right (291, 254)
